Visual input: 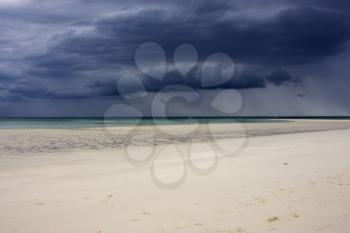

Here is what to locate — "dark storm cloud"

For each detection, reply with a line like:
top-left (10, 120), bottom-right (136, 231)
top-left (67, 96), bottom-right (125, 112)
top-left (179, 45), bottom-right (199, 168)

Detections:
top-left (4, 66), bottom-right (293, 100)
top-left (0, 72), bottom-right (13, 90)
top-left (265, 70), bottom-right (301, 86)
top-left (27, 55), bottom-right (77, 79)
top-left (0, 7), bottom-right (79, 24)
top-left (87, 68), bottom-right (306, 98)
top-left (9, 85), bottom-right (50, 99)
top-left (1, 0), bottom-right (350, 116)
top-left (0, 71), bottom-right (14, 83)
top-left (155, 68), bottom-right (267, 91)
top-left (86, 4), bottom-right (350, 65)
top-left (86, 79), bottom-right (117, 96)
top-left (5, 83), bottom-right (114, 101)
top-left (25, 1), bottom-right (350, 84)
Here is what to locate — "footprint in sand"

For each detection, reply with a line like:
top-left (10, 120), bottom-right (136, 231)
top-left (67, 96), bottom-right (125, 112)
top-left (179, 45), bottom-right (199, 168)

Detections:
top-left (267, 216), bottom-right (279, 223)
top-left (289, 213), bottom-right (299, 218)
top-left (254, 197), bottom-right (267, 203)
top-left (141, 211), bottom-right (150, 215)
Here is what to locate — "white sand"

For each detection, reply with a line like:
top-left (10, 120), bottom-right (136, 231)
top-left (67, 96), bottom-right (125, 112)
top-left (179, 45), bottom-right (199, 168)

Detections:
top-left (0, 120), bottom-right (350, 233)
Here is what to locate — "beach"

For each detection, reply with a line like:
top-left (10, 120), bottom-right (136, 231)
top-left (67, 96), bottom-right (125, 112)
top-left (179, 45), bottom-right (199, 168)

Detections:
top-left (1, 119), bottom-right (350, 233)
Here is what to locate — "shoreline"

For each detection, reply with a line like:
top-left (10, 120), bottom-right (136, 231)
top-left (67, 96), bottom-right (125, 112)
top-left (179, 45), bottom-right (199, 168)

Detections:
top-left (1, 119), bottom-right (350, 156)
top-left (1, 118), bottom-right (350, 130)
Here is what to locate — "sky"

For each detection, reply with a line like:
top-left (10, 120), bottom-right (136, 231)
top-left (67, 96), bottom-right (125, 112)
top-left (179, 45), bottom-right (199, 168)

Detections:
top-left (0, 0), bottom-right (350, 117)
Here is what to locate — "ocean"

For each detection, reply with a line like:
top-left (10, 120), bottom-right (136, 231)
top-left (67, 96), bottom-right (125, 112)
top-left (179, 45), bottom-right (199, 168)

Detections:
top-left (0, 117), bottom-right (270, 129)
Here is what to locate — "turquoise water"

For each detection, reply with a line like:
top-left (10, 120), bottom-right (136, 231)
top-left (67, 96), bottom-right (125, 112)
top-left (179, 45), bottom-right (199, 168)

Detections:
top-left (0, 117), bottom-right (289, 129)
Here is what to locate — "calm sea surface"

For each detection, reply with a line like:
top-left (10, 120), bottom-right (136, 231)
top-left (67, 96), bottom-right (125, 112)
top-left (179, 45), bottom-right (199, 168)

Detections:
top-left (0, 118), bottom-right (291, 129)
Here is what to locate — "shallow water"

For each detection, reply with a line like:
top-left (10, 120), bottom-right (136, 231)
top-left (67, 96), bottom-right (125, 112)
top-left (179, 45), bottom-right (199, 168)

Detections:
top-left (0, 117), bottom-right (288, 129)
